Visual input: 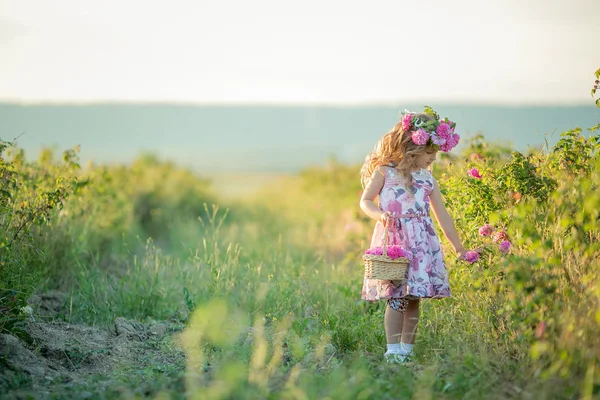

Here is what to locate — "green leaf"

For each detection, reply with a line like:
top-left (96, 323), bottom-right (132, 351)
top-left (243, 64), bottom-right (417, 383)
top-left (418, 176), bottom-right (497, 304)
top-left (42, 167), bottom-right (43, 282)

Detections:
top-left (595, 68), bottom-right (600, 79)
top-left (423, 105), bottom-right (437, 118)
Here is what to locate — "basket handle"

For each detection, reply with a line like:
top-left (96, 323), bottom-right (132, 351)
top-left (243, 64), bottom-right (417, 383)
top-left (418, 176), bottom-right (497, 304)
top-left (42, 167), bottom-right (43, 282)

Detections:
top-left (381, 222), bottom-right (389, 257)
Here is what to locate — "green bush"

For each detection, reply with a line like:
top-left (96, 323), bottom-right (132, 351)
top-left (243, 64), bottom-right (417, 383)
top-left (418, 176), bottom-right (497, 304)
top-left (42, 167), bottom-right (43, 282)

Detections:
top-left (0, 141), bottom-right (80, 339)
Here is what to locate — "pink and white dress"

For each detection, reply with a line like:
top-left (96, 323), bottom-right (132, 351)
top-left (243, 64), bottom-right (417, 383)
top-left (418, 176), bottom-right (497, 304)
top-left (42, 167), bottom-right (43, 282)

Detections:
top-left (361, 166), bottom-right (451, 302)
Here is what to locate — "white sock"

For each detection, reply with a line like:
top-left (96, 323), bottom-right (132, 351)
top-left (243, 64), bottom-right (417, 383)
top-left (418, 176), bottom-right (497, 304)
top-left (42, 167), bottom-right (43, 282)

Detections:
top-left (400, 342), bottom-right (414, 355)
top-left (386, 343), bottom-right (402, 354)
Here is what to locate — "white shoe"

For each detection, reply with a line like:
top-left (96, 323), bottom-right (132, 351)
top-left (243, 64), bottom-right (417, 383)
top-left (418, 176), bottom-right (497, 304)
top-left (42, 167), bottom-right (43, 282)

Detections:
top-left (384, 352), bottom-right (406, 364)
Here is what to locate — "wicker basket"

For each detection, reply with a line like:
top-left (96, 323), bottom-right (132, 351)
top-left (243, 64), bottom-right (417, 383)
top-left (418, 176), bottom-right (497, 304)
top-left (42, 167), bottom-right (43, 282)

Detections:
top-left (362, 225), bottom-right (410, 281)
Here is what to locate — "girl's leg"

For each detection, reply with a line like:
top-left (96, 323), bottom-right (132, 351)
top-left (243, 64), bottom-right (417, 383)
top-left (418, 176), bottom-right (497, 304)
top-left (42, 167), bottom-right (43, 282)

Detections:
top-left (384, 303), bottom-right (404, 344)
top-left (400, 299), bottom-right (420, 357)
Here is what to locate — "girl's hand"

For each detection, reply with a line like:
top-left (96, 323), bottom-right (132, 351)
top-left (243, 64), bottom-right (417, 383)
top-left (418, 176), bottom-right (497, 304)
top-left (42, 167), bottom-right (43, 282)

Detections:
top-left (379, 211), bottom-right (393, 227)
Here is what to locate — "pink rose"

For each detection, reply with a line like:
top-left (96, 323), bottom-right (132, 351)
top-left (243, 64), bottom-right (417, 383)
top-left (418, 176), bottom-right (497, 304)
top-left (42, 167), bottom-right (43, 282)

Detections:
top-left (493, 230), bottom-right (508, 243)
top-left (470, 153), bottom-right (484, 162)
top-left (498, 240), bottom-right (512, 254)
top-left (365, 247), bottom-right (384, 256)
top-left (436, 122), bottom-right (450, 138)
top-left (448, 133), bottom-right (460, 150)
top-left (478, 223), bottom-right (494, 237)
top-left (386, 245), bottom-right (406, 259)
top-left (439, 132), bottom-right (459, 152)
top-left (431, 134), bottom-right (446, 146)
top-left (411, 129), bottom-right (429, 146)
top-left (387, 246), bottom-right (400, 259)
top-left (365, 245), bottom-right (411, 259)
top-left (467, 168), bottom-right (482, 179)
top-left (463, 251), bottom-right (480, 263)
top-left (401, 113), bottom-right (413, 132)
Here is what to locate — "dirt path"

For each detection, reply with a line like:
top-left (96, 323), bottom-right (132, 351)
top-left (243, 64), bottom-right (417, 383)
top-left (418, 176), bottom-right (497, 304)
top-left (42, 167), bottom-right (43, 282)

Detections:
top-left (0, 293), bottom-right (186, 399)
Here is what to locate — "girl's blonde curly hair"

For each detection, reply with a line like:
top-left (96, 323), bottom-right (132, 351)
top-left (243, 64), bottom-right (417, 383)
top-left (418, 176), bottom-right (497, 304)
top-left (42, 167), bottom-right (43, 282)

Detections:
top-left (360, 113), bottom-right (436, 188)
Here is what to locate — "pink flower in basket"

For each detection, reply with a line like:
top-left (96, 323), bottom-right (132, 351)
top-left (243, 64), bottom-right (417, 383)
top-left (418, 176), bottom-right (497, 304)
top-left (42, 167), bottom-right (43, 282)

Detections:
top-left (364, 247), bottom-right (383, 256)
top-left (365, 245), bottom-right (411, 259)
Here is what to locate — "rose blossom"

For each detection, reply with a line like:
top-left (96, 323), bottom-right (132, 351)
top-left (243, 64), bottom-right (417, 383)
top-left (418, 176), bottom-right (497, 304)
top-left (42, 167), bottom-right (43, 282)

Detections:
top-left (365, 245), bottom-right (410, 259)
top-left (364, 247), bottom-right (383, 255)
top-left (467, 168), bottom-right (482, 179)
top-left (470, 153), bottom-right (484, 162)
top-left (411, 129), bottom-right (429, 146)
top-left (431, 134), bottom-right (446, 146)
top-left (464, 251), bottom-right (480, 263)
top-left (498, 240), bottom-right (512, 254)
top-left (440, 133), bottom-right (460, 152)
top-left (436, 122), bottom-right (450, 138)
top-left (478, 223), bottom-right (494, 236)
top-left (493, 230), bottom-right (508, 243)
top-left (401, 113), bottom-right (413, 132)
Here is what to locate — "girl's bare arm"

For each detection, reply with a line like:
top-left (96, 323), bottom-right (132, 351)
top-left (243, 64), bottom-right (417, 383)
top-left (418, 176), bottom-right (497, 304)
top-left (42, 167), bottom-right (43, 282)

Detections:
top-left (430, 177), bottom-right (466, 258)
top-left (359, 168), bottom-right (391, 225)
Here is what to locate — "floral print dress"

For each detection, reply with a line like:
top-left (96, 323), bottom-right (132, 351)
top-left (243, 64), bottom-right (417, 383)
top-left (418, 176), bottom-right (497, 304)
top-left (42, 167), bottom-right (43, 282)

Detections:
top-left (361, 166), bottom-right (451, 302)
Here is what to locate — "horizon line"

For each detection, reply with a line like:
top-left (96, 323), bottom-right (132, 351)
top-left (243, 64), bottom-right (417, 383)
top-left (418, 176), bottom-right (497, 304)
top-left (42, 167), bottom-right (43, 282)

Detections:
top-left (0, 98), bottom-right (596, 108)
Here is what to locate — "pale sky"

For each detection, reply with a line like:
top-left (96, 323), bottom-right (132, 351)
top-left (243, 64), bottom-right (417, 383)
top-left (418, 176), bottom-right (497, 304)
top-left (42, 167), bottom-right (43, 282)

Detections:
top-left (1, 0), bottom-right (598, 105)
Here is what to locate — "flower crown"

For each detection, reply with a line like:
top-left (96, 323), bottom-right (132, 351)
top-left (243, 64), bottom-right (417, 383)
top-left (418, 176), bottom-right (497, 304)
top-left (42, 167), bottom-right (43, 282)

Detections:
top-left (401, 106), bottom-right (460, 152)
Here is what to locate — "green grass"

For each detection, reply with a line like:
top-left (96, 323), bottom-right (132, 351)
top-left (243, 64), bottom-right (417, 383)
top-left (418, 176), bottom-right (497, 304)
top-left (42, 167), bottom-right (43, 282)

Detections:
top-left (1, 126), bottom-right (599, 398)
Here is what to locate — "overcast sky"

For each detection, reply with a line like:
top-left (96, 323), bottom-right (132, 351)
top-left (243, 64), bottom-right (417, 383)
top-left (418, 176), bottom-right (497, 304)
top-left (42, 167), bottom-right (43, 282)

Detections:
top-left (1, 0), bottom-right (598, 105)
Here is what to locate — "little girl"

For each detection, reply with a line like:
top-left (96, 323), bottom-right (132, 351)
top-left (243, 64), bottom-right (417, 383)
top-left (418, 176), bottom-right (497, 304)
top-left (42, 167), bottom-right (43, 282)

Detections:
top-left (359, 107), bottom-right (467, 363)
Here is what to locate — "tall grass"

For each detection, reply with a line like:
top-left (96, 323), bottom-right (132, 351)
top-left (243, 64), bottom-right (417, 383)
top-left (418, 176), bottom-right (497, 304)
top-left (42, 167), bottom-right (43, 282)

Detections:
top-left (1, 124), bottom-right (599, 398)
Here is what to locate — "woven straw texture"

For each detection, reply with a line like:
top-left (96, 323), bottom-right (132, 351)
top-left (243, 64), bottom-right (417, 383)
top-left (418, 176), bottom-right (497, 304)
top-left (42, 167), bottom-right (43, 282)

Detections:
top-left (362, 224), bottom-right (409, 281)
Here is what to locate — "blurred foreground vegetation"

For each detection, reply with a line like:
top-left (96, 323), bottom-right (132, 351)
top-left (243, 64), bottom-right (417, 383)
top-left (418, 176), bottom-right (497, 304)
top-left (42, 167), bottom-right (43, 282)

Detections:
top-left (1, 123), bottom-right (599, 399)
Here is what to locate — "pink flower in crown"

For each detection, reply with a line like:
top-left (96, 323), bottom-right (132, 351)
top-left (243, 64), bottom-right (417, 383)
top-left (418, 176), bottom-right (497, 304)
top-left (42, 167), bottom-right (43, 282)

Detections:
top-left (431, 134), bottom-right (446, 146)
top-left (468, 168), bottom-right (482, 179)
top-left (498, 240), bottom-right (512, 254)
top-left (452, 133), bottom-right (460, 146)
top-left (436, 122), bottom-right (451, 138)
top-left (447, 133), bottom-right (460, 150)
top-left (478, 223), bottom-right (494, 236)
top-left (411, 128), bottom-right (429, 146)
top-left (401, 113), bottom-right (414, 132)
top-left (464, 251), bottom-right (480, 263)
top-left (440, 132), bottom-right (459, 152)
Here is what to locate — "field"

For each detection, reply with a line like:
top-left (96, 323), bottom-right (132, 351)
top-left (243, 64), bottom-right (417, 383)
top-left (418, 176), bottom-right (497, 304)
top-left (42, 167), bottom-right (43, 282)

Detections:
top-left (0, 126), bottom-right (599, 399)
